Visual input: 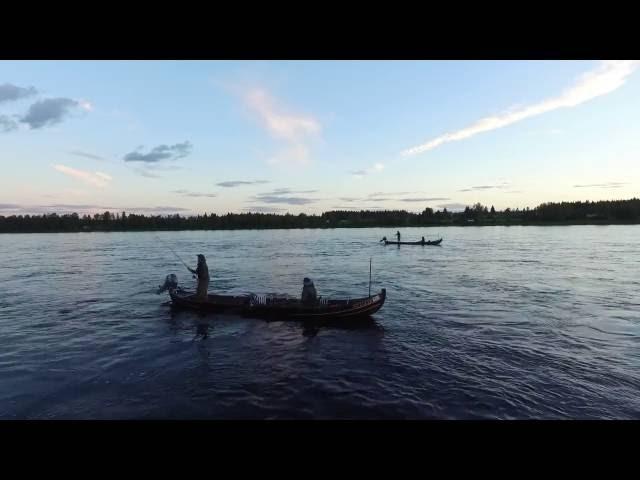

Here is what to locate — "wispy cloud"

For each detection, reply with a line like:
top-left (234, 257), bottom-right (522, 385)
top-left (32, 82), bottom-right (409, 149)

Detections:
top-left (129, 206), bottom-right (191, 213)
top-left (350, 163), bottom-right (385, 178)
top-left (0, 203), bottom-right (22, 210)
top-left (252, 187), bottom-right (320, 205)
top-left (123, 142), bottom-right (192, 163)
top-left (402, 60), bottom-right (639, 156)
top-left (21, 98), bottom-right (84, 129)
top-left (216, 180), bottom-right (270, 188)
top-left (172, 190), bottom-right (217, 198)
top-left (367, 191), bottom-right (413, 198)
top-left (133, 168), bottom-right (162, 179)
top-left (400, 197), bottom-right (450, 202)
top-left (253, 195), bottom-right (316, 205)
top-left (268, 188), bottom-right (318, 195)
top-left (69, 150), bottom-right (107, 162)
top-left (573, 182), bottom-right (628, 188)
top-left (52, 164), bottom-right (113, 188)
top-left (0, 115), bottom-right (17, 132)
top-left (0, 83), bottom-right (37, 103)
top-left (0, 204), bottom-right (191, 215)
top-left (244, 87), bottom-right (320, 166)
top-left (242, 206), bottom-right (287, 213)
top-left (459, 182), bottom-right (511, 192)
top-left (338, 192), bottom-right (444, 203)
top-left (330, 206), bottom-right (386, 210)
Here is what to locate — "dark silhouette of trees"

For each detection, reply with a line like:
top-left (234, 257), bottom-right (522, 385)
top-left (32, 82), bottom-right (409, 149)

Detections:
top-left (1, 198), bottom-right (639, 233)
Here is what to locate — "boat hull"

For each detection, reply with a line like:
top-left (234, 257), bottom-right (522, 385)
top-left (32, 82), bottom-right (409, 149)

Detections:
top-left (383, 238), bottom-right (442, 246)
top-left (169, 288), bottom-right (386, 320)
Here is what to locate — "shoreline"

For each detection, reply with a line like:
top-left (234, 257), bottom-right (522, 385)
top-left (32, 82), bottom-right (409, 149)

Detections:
top-left (1, 221), bottom-right (639, 234)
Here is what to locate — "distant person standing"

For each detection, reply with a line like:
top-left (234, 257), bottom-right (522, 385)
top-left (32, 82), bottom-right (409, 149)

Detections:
top-left (396, 231), bottom-right (401, 242)
top-left (188, 254), bottom-right (210, 301)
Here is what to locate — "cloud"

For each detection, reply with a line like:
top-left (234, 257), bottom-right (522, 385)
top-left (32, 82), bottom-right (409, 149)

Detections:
top-left (133, 169), bottom-right (162, 179)
top-left (46, 204), bottom-right (107, 209)
top-left (172, 190), bottom-right (217, 198)
top-left (250, 188), bottom-right (320, 204)
top-left (0, 204), bottom-right (190, 215)
top-left (0, 115), bottom-right (18, 132)
top-left (367, 191), bottom-right (413, 198)
top-left (52, 164), bottom-right (113, 188)
top-left (268, 188), bottom-right (318, 195)
top-left (330, 206), bottom-right (386, 210)
top-left (20, 98), bottom-right (82, 129)
top-left (350, 163), bottom-right (385, 178)
top-left (459, 183), bottom-right (511, 192)
top-left (69, 150), bottom-right (107, 161)
top-left (216, 180), bottom-right (270, 188)
top-left (0, 203), bottom-right (22, 210)
top-left (123, 142), bottom-right (192, 163)
top-left (400, 197), bottom-right (450, 202)
top-left (0, 83), bottom-right (37, 103)
top-left (244, 87), bottom-right (320, 165)
top-left (78, 100), bottom-right (93, 112)
top-left (573, 182), bottom-right (628, 188)
top-left (402, 60), bottom-right (640, 156)
top-left (337, 193), bottom-right (450, 203)
top-left (252, 195), bottom-right (316, 205)
top-left (242, 206), bottom-right (287, 213)
top-left (128, 206), bottom-right (191, 213)
top-left (436, 203), bottom-right (468, 211)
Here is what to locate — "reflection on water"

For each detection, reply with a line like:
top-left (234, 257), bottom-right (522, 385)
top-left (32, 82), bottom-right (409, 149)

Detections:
top-left (1, 226), bottom-right (639, 419)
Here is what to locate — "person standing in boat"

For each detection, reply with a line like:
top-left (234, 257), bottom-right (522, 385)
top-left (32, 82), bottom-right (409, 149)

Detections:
top-left (188, 254), bottom-right (210, 301)
top-left (301, 277), bottom-right (318, 305)
top-left (396, 231), bottom-right (401, 242)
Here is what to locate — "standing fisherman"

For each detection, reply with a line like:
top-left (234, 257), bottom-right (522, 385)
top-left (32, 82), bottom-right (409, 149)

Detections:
top-left (188, 254), bottom-right (210, 300)
top-left (396, 231), bottom-right (401, 242)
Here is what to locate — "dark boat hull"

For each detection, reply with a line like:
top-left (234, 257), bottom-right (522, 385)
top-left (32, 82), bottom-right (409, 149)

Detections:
top-left (169, 288), bottom-right (386, 320)
top-left (383, 238), bottom-right (442, 246)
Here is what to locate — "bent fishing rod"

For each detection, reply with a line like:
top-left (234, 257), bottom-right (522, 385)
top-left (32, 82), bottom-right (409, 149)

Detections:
top-left (153, 232), bottom-right (193, 275)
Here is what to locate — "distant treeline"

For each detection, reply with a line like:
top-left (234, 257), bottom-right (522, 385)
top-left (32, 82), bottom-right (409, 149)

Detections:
top-left (1, 198), bottom-right (640, 233)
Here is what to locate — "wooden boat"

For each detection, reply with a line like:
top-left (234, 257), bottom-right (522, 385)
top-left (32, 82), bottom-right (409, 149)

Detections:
top-left (382, 238), bottom-right (442, 246)
top-left (168, 287), bottom-right (386, 320)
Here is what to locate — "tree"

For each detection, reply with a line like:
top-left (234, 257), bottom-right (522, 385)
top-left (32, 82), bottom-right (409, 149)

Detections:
top-left (490, 205), bottom-right (495, 214)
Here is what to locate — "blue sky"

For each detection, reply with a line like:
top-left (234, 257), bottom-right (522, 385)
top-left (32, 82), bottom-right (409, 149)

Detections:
top-left (1, 60), bottom-right (638, 216)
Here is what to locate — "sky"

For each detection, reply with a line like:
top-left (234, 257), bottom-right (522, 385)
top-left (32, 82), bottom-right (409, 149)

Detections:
top-left (1, 60), bottom-right (638, 216)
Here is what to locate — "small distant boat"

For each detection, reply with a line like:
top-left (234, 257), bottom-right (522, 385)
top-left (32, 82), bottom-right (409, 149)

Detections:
top-left (380, 237), bottom-right (442, 246)
top-left (167, 286), bottom-right (386, 320)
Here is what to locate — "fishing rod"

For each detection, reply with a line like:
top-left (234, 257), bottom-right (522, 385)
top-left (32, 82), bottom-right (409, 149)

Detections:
top-left (153, 232), bottom-right (192, 274)
top-left (368, 257), bottom-right (372, 297)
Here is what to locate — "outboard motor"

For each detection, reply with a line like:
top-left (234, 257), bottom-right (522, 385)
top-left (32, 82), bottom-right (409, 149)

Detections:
top-left (157, 273), bottom-right (179, 294)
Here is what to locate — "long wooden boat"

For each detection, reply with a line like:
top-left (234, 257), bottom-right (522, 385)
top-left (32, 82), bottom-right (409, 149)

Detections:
top-left (168, 287), bottom-right (386, 320)
top-left (382, 238), bottom-right (442, 246)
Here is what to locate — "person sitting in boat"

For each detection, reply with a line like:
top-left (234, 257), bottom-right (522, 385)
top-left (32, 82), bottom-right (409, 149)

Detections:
top-left (396, 231), bottom-right (401, 242)
top-left (301, 277), bottom-right (318, 305)
top-left (188, 254), bottom-right (210, 300)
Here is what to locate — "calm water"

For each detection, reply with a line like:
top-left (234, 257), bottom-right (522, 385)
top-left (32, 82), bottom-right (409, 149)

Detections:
top-left (0, 226), bottom-right (639, 419)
